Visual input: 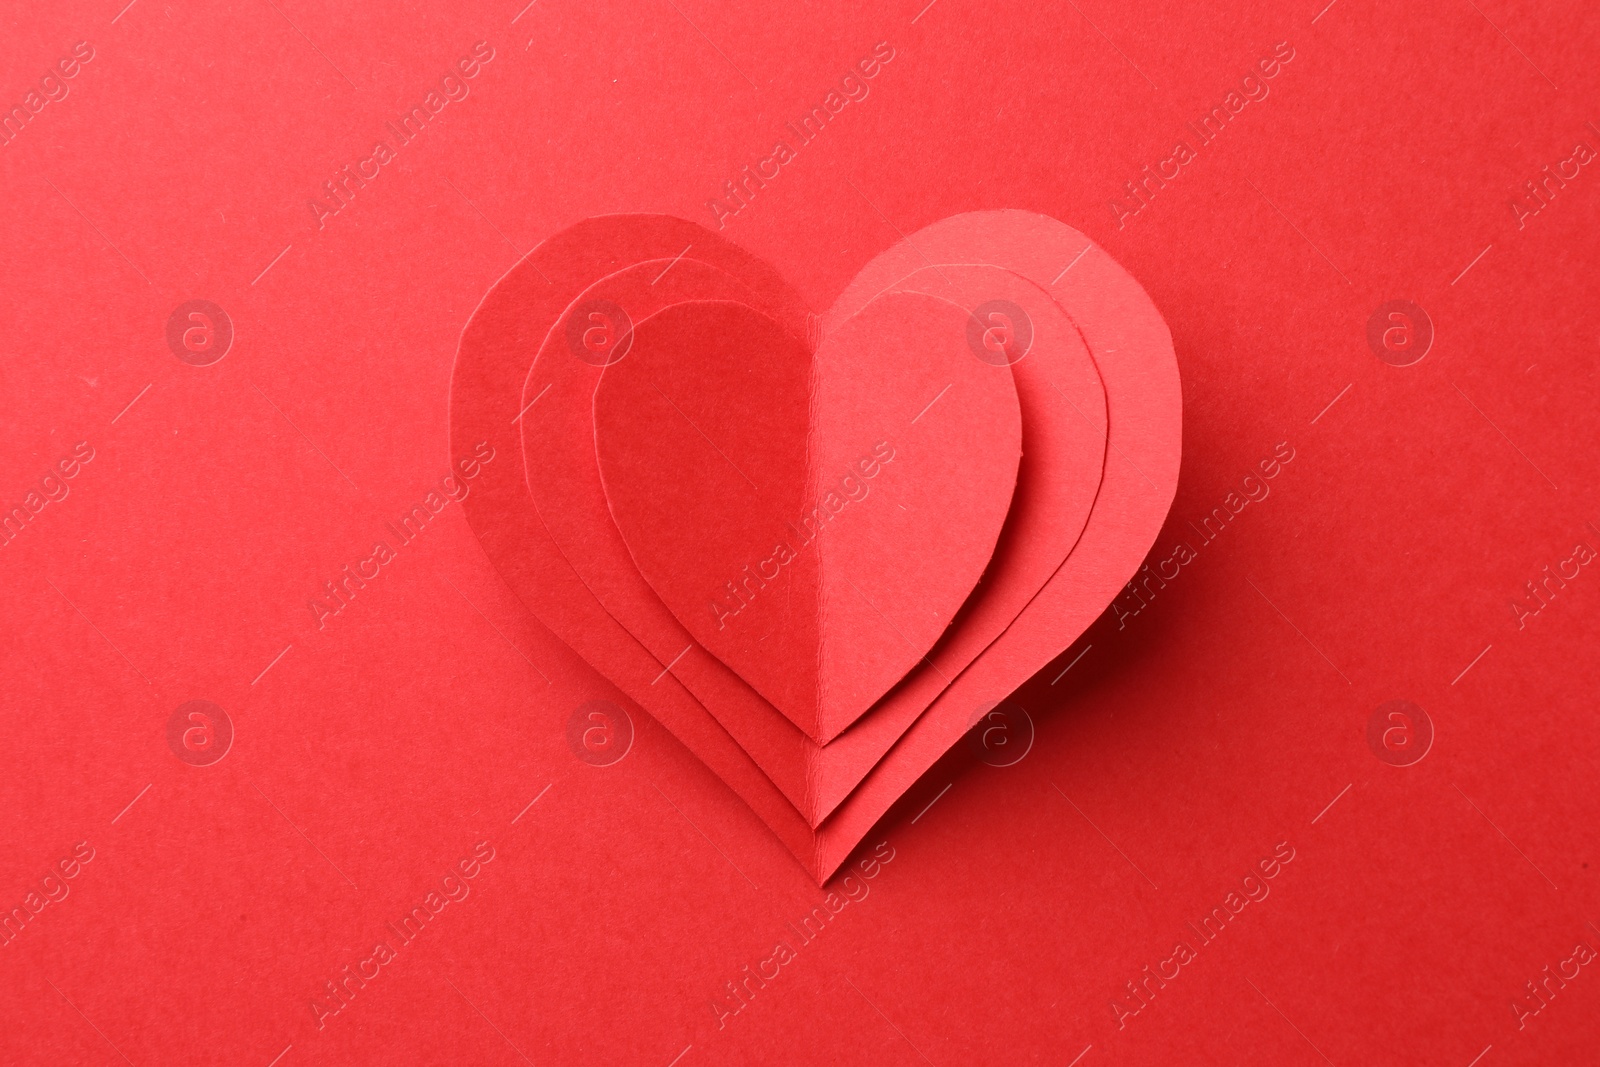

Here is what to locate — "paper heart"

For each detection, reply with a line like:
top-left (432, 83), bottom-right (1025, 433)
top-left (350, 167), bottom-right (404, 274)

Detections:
top-left (518, 256), bottom-right (880, 818)
top-left (593, 293), bottom-right (1022, 742)
top-left (520, 251), bottom-right (1104, 829)
top-left (450, 211), bottom-right (1180, 882)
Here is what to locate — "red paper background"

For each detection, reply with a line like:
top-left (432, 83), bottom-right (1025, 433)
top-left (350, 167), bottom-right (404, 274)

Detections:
top-left (3, 0), bottom-right (1598, 1063)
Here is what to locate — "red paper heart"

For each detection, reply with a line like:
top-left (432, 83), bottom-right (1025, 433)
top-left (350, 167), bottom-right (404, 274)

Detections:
top-left (593, 293), bottom-right (1022, 742)
top-left (520, 260), bottom-right (1103, 828)
top-left (450, 211), bottom-right (1180, 882)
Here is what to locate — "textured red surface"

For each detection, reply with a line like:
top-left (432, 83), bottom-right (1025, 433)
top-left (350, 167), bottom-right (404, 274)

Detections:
top-left (3, 1), bottom-right (1598, 1064)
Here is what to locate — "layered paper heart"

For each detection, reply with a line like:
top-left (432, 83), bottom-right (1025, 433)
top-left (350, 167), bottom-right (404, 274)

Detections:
top-left (450, 210), bottom-right (1181, 882)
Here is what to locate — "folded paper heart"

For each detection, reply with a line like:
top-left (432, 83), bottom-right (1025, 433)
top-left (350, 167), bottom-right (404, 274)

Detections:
top-left (451, 211), bottom-right (1181, 882)
top-left (521, 251), bottom-right (1109, 829)
top-left (517, 251), bottom-right (1100, 829)
top-left (594, 292), bottom-right (1022, 742)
